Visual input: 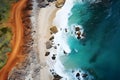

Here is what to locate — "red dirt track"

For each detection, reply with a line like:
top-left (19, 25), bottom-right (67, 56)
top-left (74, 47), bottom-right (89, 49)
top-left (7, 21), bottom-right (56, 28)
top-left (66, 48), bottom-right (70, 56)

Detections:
top-left (0, 0), bottom-right (27, 79)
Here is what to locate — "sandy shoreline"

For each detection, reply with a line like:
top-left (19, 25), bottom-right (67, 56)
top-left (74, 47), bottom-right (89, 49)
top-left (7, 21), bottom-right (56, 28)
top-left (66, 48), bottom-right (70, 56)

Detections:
top-left (5, 0), bottom-right (67, 80)
top-left (7, 0), bottom-right (66, 80)
top-left (31, 1), bottom-right (60, 80)
top-left (7, 0), bottom-right (108, 80)
top-left (7, 0), bottom-right (83, 80)
top-left (6, 0), bottom-right (66, 80)
top-left (37, 3), bottom-right (58, 80)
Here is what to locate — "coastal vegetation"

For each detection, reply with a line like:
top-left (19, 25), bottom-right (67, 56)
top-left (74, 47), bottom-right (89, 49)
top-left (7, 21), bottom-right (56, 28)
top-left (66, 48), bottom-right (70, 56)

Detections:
top-left (0, 27), bottom-right (12, 69)
top-left (0, 0), bottom-right (17, 69)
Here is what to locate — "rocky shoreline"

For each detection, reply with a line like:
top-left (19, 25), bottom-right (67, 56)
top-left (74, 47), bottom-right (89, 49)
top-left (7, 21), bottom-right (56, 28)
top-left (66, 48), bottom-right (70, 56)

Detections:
top-left (8, 0), bottom-right (65, 80)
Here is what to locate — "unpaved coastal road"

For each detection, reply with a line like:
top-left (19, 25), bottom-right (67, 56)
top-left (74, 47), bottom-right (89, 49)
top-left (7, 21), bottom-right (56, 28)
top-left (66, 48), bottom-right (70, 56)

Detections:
top-left (0, 0), bottom-right (27, 80)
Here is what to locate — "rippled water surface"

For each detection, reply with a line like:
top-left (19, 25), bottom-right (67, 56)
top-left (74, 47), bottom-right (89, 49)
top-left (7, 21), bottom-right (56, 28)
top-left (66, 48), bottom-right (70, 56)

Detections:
top-left (60, 0), bottom-right (120, 80)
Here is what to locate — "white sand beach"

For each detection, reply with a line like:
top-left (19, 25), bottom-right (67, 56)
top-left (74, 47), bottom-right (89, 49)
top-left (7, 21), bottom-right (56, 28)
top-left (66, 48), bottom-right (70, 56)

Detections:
top-left (28, 0), bottom-right (66, 80)
top-left (37, 3), bottom-right (58, 80)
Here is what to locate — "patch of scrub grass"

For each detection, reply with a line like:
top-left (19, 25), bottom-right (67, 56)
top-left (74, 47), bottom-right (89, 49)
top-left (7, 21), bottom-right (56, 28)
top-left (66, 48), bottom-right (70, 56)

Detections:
top-left (0, 0), bottom-right (17, 69)
top-left (0, 0), bottom-right (18, 22)
top-left (0, 27), bottom-right (12, 69)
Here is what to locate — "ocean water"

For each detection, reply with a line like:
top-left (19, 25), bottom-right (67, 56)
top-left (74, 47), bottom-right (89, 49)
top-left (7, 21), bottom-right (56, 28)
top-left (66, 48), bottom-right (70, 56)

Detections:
top-left (56, 0), bottom-right (120, 80)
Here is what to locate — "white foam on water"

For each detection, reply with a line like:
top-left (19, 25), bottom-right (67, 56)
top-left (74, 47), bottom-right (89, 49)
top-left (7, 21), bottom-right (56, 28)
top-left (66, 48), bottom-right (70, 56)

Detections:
top-left (53, 0), bottom-right (77, 56)
top-left (70, 24), bottom-right (85, 39)
top-left (53, 0), bottom-right (75, 29)
top-left (52, 0), bottom-right (76, 79)
top-left (52, 0), bottom-right (94, 80)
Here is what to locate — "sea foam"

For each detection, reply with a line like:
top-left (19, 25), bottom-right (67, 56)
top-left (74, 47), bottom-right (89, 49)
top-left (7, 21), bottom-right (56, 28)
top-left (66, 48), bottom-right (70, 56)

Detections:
top-left (52, 0), bottom-right (94, 80)
top-left (52, 0), bottom-right (75, 79)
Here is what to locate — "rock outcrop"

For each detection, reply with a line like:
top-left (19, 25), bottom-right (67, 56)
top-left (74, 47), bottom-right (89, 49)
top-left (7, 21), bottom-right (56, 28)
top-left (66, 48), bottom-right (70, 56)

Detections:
top-left (50, 26), bottom-right (58, 34)
top-left (55, 0), bottom-right (65, 8)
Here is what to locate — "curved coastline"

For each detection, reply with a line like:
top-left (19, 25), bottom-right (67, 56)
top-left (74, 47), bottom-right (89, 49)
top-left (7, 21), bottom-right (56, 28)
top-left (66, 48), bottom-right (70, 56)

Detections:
top-left (0, 0), bottom-right (118, 80)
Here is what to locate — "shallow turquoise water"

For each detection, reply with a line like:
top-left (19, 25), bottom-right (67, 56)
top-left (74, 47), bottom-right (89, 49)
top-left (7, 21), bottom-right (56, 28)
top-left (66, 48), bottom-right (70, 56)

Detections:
top-left (60, 0), bottom-right (120, 80)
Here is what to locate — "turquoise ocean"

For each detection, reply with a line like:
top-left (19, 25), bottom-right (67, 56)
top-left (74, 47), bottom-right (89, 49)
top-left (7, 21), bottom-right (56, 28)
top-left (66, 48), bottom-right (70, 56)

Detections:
top-left (59, 0), bottom-right (120, 80)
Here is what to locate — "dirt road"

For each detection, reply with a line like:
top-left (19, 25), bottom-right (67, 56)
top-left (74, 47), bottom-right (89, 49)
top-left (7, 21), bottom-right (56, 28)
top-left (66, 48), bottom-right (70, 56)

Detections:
top-left (0, 0), bottom-right (27, 79)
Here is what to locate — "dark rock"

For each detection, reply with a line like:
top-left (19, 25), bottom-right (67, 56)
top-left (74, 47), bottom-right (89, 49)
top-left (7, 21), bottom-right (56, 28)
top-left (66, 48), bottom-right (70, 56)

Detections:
top-left (45, 52), bottom-right (50, 56)
top-left (72, 70), bottom-right (74, 73)
top-left (63, 50), bottom-right (67, 54)
top-left (76, 31), bottom-right (81, 36)
top-left (76, 73), bottom-right (80, 77)
top-left (50, 26), bottom-right (58, 34)
top-left (76, 31), bottom-right (81, 39)
top-left (75, 27), bottom-right (80, 31)
top-left (81, 32), bottom-right (85, 37)
top-left (77, 36), bottom-right (80, 39)
top-left (46, 41), bottom-right (52, 49)
top-left (50, 69), bottom-right (62, 80)
top-left (52, 56), bottom-right (56, 60)
top-left (54, 46), bottom-right (57, 49)
top-left (55, 0), bottom-right (65, 8)
top-left (47, 0), bottom-right (55, 2)
top-left (52, 54), bottom-right (56, 60)
top-left (53, 74), bottom-right (62, 80)
top-left (49, 36), bottom-right (54, 41)
top-left (65, 28), bottom-right (67, 32)
top-left (82, 73), bottom-right (88, 78)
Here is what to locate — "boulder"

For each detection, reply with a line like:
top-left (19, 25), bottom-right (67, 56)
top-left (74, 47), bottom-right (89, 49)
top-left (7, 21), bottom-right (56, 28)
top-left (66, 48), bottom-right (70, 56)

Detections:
top-left (46, 41), bottom-right (52, 49)
top-left (53, 74), bottom-right (62, 80)
top-left (49, 36), bottom-right (54, 41)
top-left (50, 26), bottom-right (58, 34)
top-left (52, 54), bottom-right (56, 60)
top-left (75, 27), bottom-right (80, 31)
top-left (76, 73), bottom-right (80, 77)
top-left (45, 52), bottom-right (50, 56)
top-left (55, 0), bottom-right (65, 8)
top-left (65, 28), bottom-right (67, 32)
top-left (82, 73), bottom-right (88, 78)
top-left (76, 31), bottom-right (81, 36)
top-left (63, 50), bottom-right (67, 54)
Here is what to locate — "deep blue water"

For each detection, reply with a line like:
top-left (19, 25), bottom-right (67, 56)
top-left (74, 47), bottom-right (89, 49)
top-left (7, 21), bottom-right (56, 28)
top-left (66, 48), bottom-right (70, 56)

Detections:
top-left (61, 0), bottom-right (120, 80)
